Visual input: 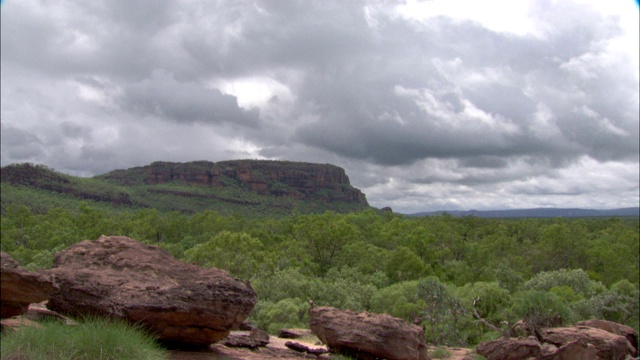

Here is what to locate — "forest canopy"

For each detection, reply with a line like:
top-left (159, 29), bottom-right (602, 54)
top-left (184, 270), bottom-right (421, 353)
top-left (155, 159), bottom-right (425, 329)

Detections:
top-left (1, 204), bottom-right (638, 346)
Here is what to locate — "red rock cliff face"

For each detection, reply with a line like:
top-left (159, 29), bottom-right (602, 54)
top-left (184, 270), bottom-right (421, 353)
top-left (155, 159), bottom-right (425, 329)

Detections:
top-left (116, 160), bottom-right (368, 205)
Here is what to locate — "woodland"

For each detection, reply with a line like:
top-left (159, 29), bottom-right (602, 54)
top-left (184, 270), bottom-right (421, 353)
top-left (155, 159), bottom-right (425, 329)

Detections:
top-left (1, 201), bottom-right (638, 347)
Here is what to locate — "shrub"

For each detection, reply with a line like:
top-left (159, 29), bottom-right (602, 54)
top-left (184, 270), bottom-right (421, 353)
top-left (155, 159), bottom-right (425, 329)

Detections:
top-left (418, 276), bottom-right (468, 346)
top-left (251, 298), bottom-right (309, 334)
top-left (370, 280), bottom-right (422, 321)
top-left (511, 290), bottom-right (573, 337)
top-left (523, 269), bottom-right (604, 298)
top-left (0, 317), bottom-right (166, 360)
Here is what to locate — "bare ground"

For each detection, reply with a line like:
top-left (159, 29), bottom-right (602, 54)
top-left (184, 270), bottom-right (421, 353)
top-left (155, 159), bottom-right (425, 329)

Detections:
top-left (167, 332), bottom-right (475, 360)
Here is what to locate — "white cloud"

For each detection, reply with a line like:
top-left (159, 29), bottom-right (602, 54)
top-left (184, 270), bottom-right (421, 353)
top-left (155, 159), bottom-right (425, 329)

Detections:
top-left (395, 0), bottom-right (539, 36)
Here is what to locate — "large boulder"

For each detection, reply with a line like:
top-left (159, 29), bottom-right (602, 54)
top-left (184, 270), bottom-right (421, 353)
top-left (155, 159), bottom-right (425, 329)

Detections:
top-left (546, 340), bottom-right (598, 360)
top-left (475, 337), bottom-right (542, 360)
top-left (1, 252), bottom-right (57, 318)
top-left (476, 321), bottom-right (636, 360)
top-left (542, 326), bottom-right (633, 360)
top-left (45, 236), bottom-right (256, 345)
top-left (309, 306), bottom-right (428, 360)
top-left (576, 319), bottom-right (638, 356)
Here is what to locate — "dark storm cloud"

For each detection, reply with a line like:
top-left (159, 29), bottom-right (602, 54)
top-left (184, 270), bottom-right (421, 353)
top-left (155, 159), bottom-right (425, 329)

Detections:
top-left (286, 8), bottom-right (638, 169)
top-left (120, 70), bottom-right (260, 126)
top-left (1, 0), bottom-right (638, 212)
top-left (0, 123), bottom-right (45, 160)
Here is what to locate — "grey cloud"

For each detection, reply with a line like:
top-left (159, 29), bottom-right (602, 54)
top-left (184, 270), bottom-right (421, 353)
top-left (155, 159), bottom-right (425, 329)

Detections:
top-left (0, 123), bottom-right (45, 161)
top-left (286, 4), bottom-right (637, 171)
top-left (1, 0), bottom-right (638, 213)
top-left (120, 70), bottom-right (260, 127)
top-left (459, 156), bottom-right (509, 169)
top-left (464, 85), bottom-right (536, 122)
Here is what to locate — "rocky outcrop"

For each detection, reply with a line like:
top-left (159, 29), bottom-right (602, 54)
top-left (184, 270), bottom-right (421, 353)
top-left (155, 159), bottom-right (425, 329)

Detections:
top-left (475, 337), bottom-right (541, 360)
top-left (476, 323), bottom-right (635, 360)
top-left (45, 236), bottom-right (256, 345)
top-left (1, 252), bottom-right (57, 318)
top-left (100, 160), bottom-right (369, 205)
top-left (549, 340), bottom-right (598, 359)
top-left (543, 326), bottom-right (634, 360)
top-left (309, 306), bottom-right (428, 360)
top-left (223, 329), bottom-right (270, 349)
top-left (576, 319), bottom-right (638, 356)
top-left (285, 341), bottom-right (330, 356)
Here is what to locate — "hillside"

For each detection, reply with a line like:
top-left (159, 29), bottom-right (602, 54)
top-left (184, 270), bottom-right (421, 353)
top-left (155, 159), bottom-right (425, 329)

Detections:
top-left (0, 161), bottom-right (370, 216)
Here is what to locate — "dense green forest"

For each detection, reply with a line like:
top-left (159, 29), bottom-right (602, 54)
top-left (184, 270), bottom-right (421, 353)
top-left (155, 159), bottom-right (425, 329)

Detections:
top-left (2, 202), bottom-right (638, 347)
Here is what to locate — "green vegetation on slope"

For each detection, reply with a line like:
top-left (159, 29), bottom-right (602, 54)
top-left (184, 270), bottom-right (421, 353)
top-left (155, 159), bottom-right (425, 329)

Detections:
top-left (1, 204), bottom-right (638, 347)
top-left (0, 162), bottom-right (369, 217)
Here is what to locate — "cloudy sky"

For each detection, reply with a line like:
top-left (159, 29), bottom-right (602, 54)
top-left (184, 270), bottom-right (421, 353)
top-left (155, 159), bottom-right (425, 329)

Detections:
top-left (1, 0), bottom-right (638, 213)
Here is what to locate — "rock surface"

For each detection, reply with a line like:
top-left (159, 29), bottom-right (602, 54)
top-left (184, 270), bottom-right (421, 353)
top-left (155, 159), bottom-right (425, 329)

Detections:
top-left (477, 322), bottom-right (635, 360)
top-left (309, 306), bottom-right (428, 360)
top-left (25, 302), bottom-right (76, 325)
top-left (475, 336), bottom-right (542, 360)
top-left (223, 329), bottom-right (270, 349)
top-left (577, 319), bottom-right (638, 356)
top-left (0, 317), bottom-right (42, 332)
top-left (45, 235), bottom-right (256, 345)
top-left (548, 339), bottom-right (597, 360)
top-left (543, 326), bottom-right (633, 360)
top-left (285, 341), bottom-right (329, 355)
top-left (101, 160), bottom-right (369, 205)
top-left (1, 252), bottom-right (57, 318)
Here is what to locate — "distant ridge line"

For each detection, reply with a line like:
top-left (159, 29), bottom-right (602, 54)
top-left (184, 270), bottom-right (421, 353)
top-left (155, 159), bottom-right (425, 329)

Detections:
top-left (406, 207), bottom-right (640, 218)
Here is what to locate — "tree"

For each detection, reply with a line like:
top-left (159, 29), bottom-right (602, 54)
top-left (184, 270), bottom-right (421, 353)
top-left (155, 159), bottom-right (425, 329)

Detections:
top-left (292, 212), bottom-right (360, 276)
top-left (417, 276), bottom-right (467, 345)
top-left (523, 268), bottom-right (605, 298)
top-left (458, 282), bottom-right (512, 327)
top-left (184, 231), bottom-right (265, 279)
top-left (252, 298), bottom-right (309, 334)
top-left (384, 246), bottom-right (427, 283)
top-left (510, 290), bottom-right (572, 340)
top-left (370, 280), bottom-right (423, 321)
top-left (536, 221), bottom-right (587, 271)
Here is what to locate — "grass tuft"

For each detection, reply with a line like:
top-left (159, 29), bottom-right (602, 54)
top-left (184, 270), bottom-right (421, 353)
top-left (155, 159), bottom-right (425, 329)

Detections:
top-left (430, 346), bottom-right (452, 359)
top-left (1, 316), bottom-right (166, 360)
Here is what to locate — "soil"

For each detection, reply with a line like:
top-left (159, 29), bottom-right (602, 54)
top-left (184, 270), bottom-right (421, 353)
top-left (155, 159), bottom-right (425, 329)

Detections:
top-left (427, 345), bottom-right (475, 360)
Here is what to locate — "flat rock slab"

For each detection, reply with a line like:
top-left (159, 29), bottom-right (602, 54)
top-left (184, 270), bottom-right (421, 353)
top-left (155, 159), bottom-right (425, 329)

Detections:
top-left (45, 236), bottom-right (256, 345)
top-left (309, 306), bottom-right (428, 360)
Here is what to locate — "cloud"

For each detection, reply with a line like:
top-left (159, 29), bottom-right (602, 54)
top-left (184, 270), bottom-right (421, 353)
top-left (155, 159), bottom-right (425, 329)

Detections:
top-left (1, 0), bottom-right (638, 213)
top-left (0, 122), bottom-right (45, 160)
top-left (120, 70), bottom-right (260, 127)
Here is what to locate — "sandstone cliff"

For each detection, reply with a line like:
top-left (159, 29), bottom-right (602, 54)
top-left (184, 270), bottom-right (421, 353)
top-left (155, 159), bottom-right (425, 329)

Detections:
top-left (2, 161), bottom-right (370, 215)
top-left (99, 160), bottom-right (369, 206)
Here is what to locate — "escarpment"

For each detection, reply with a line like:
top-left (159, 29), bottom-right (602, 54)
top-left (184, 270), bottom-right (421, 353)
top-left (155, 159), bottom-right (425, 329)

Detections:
top-left (1, 160), bottom-right (370, 215)
top-left (100, 160), bottom-right (369, 205)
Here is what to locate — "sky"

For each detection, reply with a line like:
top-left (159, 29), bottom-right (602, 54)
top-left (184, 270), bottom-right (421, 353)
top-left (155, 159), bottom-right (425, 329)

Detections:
top-left (1, 0), bottom-right (638, 214)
